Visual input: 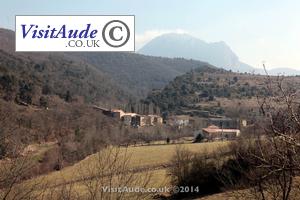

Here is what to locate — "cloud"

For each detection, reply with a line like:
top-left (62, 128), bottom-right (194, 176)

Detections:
top-left (135, 29), bottom-right (189, 50)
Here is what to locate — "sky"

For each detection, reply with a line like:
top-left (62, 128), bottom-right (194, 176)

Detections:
top-left (1, 0), bottom-right (300, 69)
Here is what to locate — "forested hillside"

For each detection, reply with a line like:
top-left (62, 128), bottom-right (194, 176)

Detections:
top-left (67, 52), bottom-right (216, 97)
top-left (0, 28), bottom-right (217, 99)
top-left (145, 67), bottom-right (300, 117)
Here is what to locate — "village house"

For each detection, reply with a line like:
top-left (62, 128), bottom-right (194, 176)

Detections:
top-left (93, 106), bottom-right (163, 127)
top-left (240, 119), bottom-right (247, 127)
top-left (111, 109), bottom-right (126, 118)
top-left (208, 117), bottom-right (247, 129)
top-left (148, 115), bottom-right (163, 125)
top-left (121, 113), bottom-right (137, 126)
top-left (132, 115), bottom-right (146, 127)
top-left (202, 125), bottom-right (240, 140)
top-left (131, 115), bottom-right (163, 127)
top-left (167, 115), bottom-right (190, 128)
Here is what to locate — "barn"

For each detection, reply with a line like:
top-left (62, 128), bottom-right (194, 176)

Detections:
top-left (202, 125), bottom-right (240, 140)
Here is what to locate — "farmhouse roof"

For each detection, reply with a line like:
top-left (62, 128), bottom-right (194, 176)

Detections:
top-left (203, 126), bottom-right (240, 134)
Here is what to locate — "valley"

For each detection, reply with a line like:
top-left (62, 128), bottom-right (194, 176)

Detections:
top-left (1, 26), bottom-right (300, 200)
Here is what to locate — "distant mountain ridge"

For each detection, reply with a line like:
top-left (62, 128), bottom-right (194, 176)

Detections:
top-left (138, 33), bottom-right (253, 72)
top-left (139, 33), bottom-right (300, 75)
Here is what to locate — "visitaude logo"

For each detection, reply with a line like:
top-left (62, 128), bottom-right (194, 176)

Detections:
top-left (15, 15), bottom-right (135, 52)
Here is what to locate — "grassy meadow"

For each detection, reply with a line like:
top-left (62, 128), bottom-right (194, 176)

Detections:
top-left (20, 141), bottom-right (229, 199)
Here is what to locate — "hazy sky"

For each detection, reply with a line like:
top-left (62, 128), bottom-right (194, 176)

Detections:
top-left (1, 0), bottom-right (300, 69)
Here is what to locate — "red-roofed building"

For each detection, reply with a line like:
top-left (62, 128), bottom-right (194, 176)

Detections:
top-left (202, 125), bottom-right (240, 140)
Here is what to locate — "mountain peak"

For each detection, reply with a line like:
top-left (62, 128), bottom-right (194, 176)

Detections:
top-left (149, 33), bottom-right (207, 45)
top-left (138, 33), bottom-right (253, 72)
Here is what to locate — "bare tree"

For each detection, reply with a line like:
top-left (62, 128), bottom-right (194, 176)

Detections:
top-left (0, 106), bottom-right (49, 200)
top-left (0, 141), bottom-right (48, 200)
top-left (77, 146), bottom-right (153, 200)
top-left (230, 66), bottom-right (300, 200)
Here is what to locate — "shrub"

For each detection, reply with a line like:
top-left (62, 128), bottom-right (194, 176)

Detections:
top-left (169, 144), bottom-right (252, 198)
top-left (193, 133), bottom-right (205, 143)
top-left (169, 146), bottom-right (224, 198)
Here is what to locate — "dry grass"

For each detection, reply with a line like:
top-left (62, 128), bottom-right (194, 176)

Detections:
top-left (32, 141), bottom-right (228, 185)
top-left (19, 141), bottom-right (229, 199)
